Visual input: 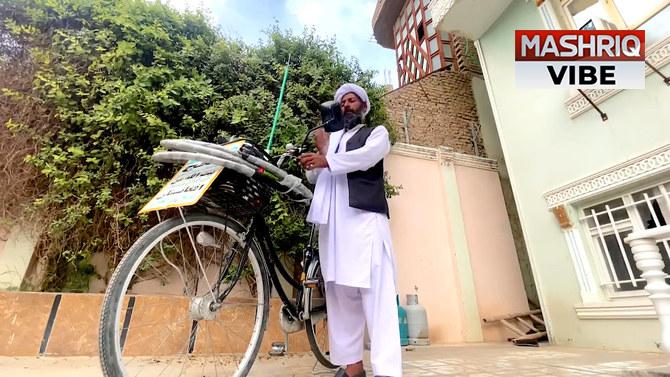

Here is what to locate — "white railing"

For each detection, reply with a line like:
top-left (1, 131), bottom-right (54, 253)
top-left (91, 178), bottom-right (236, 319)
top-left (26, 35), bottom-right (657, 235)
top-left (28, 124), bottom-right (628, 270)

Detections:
top-left (625, 225), bottom-right (670, 352)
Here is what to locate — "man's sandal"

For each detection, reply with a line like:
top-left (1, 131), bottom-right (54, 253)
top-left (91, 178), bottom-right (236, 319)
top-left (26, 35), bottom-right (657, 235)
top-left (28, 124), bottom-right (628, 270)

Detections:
top-left (334, 368), bottom-right (366, 377)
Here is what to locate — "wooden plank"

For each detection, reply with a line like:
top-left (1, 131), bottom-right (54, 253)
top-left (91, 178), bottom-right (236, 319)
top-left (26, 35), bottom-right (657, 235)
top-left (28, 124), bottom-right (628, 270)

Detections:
top-left (500, 319), bottom-right (526, 337)
top-left (513, 331), bottom-right (547, 341)
top-left (517, 317), bottom-right (539, 332)
top-left (482, 309), bottom-right (542, 323)
top-left (512, 317), bottom-right (533, 333)
top-left (529, 314), bottom-right (545, 326)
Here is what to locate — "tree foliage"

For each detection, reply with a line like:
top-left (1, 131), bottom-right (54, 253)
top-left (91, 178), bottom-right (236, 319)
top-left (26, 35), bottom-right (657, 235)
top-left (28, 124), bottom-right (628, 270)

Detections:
top-left (0, 0), bottom-right (397, 291)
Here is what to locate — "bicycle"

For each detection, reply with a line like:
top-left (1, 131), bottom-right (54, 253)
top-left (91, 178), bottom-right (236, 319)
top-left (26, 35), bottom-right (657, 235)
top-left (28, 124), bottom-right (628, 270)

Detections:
top-left (98, 101), bottom-right (345, 377)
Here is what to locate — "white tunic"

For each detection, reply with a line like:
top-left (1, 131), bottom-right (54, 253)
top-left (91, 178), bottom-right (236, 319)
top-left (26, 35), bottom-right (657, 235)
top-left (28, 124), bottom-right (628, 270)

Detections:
top-left (306, 125), bottom-right (395, 288)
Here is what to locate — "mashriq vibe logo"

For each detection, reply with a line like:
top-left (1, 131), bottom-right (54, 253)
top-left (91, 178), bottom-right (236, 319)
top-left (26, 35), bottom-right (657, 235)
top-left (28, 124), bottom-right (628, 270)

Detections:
top-left (515, 30), bottom-right (646, 89)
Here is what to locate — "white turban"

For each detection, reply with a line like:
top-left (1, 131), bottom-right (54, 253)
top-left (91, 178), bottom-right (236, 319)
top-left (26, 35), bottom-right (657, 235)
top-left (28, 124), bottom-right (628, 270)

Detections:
top-left (334, 83), bottom-right (370, 117)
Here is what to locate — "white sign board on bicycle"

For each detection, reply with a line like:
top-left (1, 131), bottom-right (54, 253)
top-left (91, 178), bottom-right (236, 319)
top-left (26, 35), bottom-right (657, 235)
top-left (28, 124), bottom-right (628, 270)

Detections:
top-left (139, 160), bottom-right (224, 214)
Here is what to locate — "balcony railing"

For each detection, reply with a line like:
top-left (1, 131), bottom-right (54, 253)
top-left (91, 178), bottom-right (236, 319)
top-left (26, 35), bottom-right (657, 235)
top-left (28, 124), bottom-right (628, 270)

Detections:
top-left (625, 225), bottom-right (670, 352)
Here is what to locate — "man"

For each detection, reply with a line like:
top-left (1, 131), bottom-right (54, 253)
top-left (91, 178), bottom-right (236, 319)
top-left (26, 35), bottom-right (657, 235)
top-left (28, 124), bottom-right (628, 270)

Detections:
top-left (299, 83), bottom-right (402, 377)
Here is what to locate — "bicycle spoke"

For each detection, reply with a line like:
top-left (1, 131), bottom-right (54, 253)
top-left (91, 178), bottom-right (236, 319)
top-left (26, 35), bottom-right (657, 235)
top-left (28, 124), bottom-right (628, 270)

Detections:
top-left (203, 325), bottom-right (223, 377)
top-left (179, 209), bottom-right (216, 301)
top-left (158, 240), bottom-right (191, 296)
top-left (100, 215), bottom-right (269, 377)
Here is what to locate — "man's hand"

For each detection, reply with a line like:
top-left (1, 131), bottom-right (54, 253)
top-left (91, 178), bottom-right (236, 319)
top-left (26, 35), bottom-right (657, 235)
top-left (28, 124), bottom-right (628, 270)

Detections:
top-left (313, 128), bottom-right (329, 155)
top-left (299, 153), bottom-right (329, 170)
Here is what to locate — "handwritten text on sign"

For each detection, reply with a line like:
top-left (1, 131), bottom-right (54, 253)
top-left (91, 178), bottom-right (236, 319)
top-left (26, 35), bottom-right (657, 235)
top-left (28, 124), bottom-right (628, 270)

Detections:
top-left (139, 160), bottom-right (223, 214)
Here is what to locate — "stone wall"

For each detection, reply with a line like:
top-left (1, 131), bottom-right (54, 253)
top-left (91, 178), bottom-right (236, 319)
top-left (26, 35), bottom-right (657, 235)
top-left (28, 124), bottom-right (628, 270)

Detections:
top-left (383, 70), bottom-right (485, 156)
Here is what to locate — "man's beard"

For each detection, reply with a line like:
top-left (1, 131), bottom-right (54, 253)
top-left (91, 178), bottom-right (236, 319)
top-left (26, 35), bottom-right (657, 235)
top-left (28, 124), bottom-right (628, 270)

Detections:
top-left (342, 111), bottom-right (363, 130)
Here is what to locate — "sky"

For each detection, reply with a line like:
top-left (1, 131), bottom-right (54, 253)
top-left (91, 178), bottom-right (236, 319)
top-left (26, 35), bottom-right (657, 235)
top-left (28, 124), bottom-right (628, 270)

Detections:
top-left (163, 0), bottom-right (398, 87)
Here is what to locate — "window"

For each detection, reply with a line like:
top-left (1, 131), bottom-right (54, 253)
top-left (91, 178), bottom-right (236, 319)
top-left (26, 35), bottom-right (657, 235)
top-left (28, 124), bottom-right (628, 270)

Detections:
top-left (639, 5), bottom-right (670, 46)
top-left (563, 0), bottom-right (612, 29)
top-left (560, 0), bottom-right (670, 45)
top-left (417, 24), bottom-right (425, 41)
top-left (394, 0), bottom-right (445, 85)
top-left (443, 44), bottom-right (453, 58)
top-left (432, 55), bottom-right (441, 70)
top-left (580, 181), bottom-right (670, 294)
top-left (429, 38), bottom-right (438, 53)
top-left (427, 21), bottom-right (435, 36)
top-left (612, 0), bottom-right (668, 28)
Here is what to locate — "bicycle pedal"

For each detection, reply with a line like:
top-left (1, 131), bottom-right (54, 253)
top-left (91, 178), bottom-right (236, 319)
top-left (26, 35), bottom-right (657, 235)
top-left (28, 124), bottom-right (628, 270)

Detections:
top-left (303, 279), bottom-right (319, 288)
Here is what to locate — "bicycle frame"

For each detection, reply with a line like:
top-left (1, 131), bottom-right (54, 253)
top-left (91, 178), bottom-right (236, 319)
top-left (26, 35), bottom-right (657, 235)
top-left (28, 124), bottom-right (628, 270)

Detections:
top-left (255, 214), bottom-right (322, 320)
top-left (212, 210), bottom-right (322, 322)
top-left (164, 126), bottom-right (330, 321)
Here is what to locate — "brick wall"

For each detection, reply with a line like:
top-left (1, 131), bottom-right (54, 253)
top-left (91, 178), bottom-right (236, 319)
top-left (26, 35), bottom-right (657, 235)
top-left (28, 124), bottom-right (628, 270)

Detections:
top-left (383, 70), bottom-right (485, 156)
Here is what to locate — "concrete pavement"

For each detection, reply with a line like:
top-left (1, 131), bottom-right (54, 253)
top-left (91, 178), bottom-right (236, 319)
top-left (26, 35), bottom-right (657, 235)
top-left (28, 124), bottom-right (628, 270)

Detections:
top-left (2, 343), bottom-right (670, 376)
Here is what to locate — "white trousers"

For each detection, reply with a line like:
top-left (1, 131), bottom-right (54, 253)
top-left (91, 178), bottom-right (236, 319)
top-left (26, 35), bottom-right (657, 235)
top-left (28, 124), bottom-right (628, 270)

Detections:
top-left (325, 251), bottom-right (402, 377)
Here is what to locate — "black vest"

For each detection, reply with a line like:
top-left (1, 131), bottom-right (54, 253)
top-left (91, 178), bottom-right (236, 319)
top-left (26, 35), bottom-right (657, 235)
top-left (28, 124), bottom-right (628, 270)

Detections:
top-left (345, 126), bottom-right (390, 218)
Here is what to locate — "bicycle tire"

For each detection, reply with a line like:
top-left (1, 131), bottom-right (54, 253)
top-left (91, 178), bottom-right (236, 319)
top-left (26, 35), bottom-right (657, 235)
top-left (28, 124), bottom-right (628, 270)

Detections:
top-left (98, 213), bottom-right (270, 377)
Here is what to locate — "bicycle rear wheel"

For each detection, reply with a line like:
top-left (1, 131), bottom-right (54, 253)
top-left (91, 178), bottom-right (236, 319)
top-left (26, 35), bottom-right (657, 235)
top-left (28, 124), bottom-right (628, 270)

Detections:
top-left (99, 213), bottom-right (270, 377)
top-left (304, 260), bottom-right (337, 369)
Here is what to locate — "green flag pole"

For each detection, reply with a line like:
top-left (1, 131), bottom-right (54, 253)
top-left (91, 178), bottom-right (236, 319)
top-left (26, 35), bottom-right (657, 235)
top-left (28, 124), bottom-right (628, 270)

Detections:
top-left (266, 54), bottom-right (291, 152)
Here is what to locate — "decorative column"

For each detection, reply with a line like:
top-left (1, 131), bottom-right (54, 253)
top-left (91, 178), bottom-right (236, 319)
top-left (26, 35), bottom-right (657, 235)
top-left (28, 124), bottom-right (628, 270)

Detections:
top-left (625, 225), bottom-right (670, 352)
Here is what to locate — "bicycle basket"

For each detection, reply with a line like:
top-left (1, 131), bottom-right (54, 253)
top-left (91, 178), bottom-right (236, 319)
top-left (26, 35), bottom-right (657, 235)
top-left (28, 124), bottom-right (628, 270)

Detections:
top-left (199, 169), bottom-right (273, 218)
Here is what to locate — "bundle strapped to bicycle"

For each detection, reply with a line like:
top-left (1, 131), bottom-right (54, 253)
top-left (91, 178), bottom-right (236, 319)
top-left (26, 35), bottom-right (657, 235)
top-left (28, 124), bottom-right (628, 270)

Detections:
top-left (153, 138), bottom-right (313, 202)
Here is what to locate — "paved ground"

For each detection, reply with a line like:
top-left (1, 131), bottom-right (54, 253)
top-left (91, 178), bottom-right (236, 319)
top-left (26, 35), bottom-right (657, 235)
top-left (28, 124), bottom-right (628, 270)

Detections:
top-left (2, 343), bottom-right (670, 376)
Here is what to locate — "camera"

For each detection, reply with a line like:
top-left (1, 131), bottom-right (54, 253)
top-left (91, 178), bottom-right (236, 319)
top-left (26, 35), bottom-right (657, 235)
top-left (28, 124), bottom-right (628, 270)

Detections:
top-left (319, 100), bottom-right (343, 133)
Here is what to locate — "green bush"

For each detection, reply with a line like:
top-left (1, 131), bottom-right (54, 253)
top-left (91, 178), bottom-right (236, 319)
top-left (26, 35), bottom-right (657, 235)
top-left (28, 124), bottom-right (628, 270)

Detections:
top-left (0, 0), bottom-right (399, 291)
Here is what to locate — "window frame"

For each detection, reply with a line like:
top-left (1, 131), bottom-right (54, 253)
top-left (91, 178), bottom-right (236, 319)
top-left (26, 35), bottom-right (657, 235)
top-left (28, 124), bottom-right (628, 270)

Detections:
top-left (615, 0), bottom-right (670, 30)
top-left (578, 179), bottom-right (670, 299)
top-left (558, 0), bottom-right (670, 31)
top-left (392, 0), bottom-right (457, 86)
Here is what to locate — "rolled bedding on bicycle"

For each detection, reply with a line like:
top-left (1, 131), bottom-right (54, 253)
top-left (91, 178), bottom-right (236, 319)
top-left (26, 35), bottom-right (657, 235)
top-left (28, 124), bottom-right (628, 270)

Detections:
top-left (152, 151), bottom-right (256, 177)
top-left (152, 139), bottom-right (313, 202)
top-left (161, 139), bottom-right (257, 169)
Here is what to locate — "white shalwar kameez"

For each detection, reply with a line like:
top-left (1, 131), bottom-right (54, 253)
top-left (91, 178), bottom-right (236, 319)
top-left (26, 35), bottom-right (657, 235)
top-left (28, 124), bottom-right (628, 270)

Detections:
top-left (306, 124), bottom-right (402, 377)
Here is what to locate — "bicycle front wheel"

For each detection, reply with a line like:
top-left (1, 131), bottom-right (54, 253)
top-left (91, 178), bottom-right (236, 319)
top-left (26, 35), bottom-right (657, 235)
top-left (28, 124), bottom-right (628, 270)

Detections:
top-left (99, 213), bottom-right (270, 377)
